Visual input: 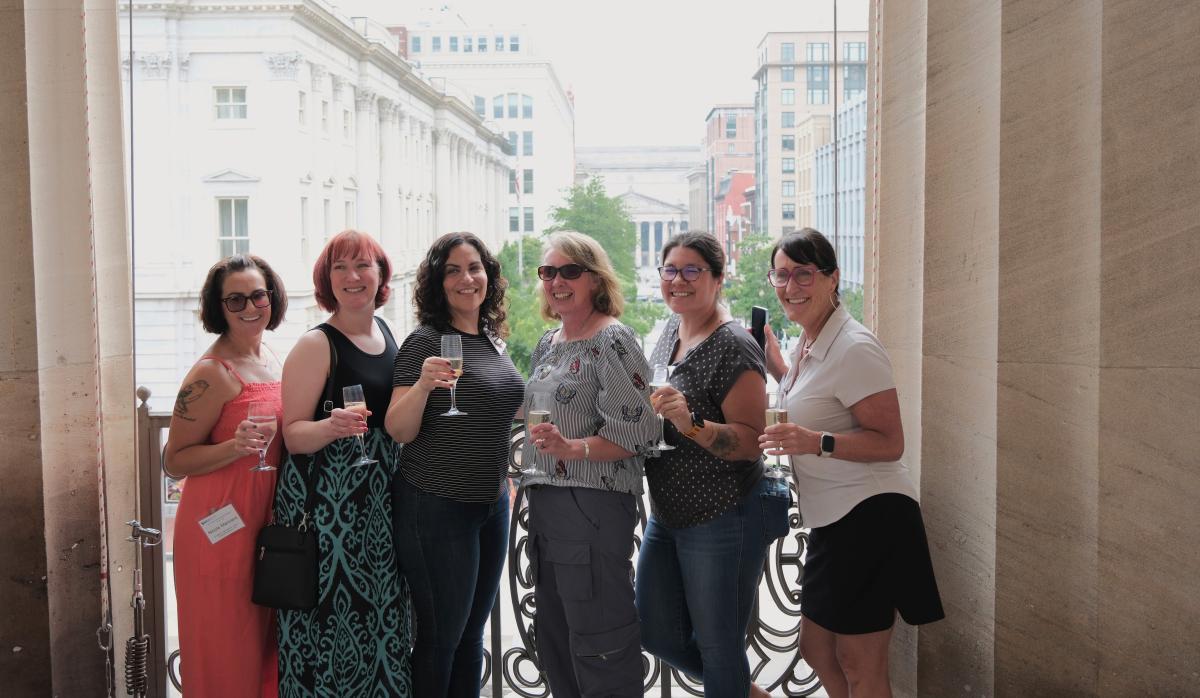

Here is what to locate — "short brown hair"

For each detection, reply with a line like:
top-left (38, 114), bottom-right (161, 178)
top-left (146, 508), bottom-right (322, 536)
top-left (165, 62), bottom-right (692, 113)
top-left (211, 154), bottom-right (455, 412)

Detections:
top-left (199, 254), bottom-right (288, 334)
top-left (538, 231), bottom-right (625, 321)
top-left (313, 230), bottom-right (392, 312)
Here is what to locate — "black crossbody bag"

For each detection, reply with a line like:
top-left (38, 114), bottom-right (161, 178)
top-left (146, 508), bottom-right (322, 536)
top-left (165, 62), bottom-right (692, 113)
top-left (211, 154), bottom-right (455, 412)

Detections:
top-left (251, 328), bottom-right (338, 610)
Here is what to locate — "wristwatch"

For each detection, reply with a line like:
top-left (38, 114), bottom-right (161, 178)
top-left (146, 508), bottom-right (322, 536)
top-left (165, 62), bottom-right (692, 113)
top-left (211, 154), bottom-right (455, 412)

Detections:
top-left (818, 432), bottom-right (836, 457)
top-left (681, 411), bottom-right (706, 440)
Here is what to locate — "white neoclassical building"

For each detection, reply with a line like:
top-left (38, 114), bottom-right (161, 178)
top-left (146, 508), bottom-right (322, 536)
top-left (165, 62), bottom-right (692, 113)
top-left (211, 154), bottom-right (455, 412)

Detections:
top-left (403, 11), bottom-right (577, 243)
top-left (122, 0), bottom-right (512, 409)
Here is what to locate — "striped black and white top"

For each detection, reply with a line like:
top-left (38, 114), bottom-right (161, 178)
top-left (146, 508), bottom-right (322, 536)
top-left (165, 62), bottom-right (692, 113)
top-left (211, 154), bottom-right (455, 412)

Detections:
top-left (392, 324), bottom-right (525, 502)
top-left (521, 322), bottom-right (658, 495)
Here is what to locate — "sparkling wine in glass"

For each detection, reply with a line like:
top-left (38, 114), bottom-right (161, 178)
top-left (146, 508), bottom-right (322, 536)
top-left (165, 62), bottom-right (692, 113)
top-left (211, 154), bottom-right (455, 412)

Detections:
top-left (441, 334), bottom-right (467, 416)
top-left (247, 401), bottom-right (278, 472)
top-left (764, 404), bottom-right (789, 478)
top-left (523, 393), bottom-right (552, 476)
top-left (650, 364), bottom-right (675, 453)
top-left (342, 384), bottom-right (377, 467)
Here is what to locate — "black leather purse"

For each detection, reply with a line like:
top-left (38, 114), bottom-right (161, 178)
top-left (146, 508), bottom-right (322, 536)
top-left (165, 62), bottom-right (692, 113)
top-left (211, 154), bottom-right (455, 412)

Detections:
top-left (251, 327), bottom-right (337, 610)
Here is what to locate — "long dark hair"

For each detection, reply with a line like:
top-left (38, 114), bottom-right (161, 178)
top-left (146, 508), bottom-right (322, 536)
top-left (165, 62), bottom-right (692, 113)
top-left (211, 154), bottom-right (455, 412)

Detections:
top-left (413, 232), bottom-right (509, 338)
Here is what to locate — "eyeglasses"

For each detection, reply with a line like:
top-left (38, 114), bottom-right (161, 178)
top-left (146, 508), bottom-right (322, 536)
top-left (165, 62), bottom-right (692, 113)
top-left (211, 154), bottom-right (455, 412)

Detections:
top-left (221, 289), bottom-right (273, 312)
top-left (767, 267), bottom-right (827, 288)
top-left (657, 265), bottom-right (713, 282)
top-left (537, 264), bottom-right (591, 281)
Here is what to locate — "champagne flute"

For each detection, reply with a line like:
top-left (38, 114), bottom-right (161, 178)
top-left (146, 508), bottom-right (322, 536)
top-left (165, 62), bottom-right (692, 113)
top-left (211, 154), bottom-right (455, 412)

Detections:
top-left (650, 363), bottom-right (675, 453)
top-left (764, 390), bottom-right (789, 478)
top-left (524, 392), bottom-right (552, 475)
top-left (341, 384), bottom-right (377, 467)
top-left (440, 334), bottom-right (467, 416)
top-left (246, 401), bottom-right (278, 472)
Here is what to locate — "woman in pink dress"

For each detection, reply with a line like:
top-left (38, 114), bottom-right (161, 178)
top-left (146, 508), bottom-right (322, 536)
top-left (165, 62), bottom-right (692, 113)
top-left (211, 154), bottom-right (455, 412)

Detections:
top-left (165, 254), bottom-right (288, 698)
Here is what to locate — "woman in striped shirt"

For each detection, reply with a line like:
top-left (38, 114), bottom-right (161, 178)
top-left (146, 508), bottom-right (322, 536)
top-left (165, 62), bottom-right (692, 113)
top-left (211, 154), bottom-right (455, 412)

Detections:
top-left (385, 232), bottom-right (525, 697)
top-left (522, 231), bottom-right (659, 698)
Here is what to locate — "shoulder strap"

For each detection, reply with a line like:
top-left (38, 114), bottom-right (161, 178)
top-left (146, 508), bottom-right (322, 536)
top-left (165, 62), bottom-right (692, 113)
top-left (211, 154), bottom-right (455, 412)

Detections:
top-left (199, 354), bottom-right (248, 386)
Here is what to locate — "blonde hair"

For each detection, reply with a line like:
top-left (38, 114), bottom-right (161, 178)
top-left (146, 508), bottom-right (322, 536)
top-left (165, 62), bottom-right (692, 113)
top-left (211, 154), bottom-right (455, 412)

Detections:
top-left (538, 231), bottom-right (625, 321)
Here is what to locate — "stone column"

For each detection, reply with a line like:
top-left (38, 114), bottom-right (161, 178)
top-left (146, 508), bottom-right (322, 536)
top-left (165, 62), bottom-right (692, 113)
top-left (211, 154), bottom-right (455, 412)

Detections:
top-left (354, 86), bottom-right (378, 233)
top-left (433, 128), bottom-right (452, 238)
top-left (868, 0), bottom-right (1200, 694)
top-left (378, 99), bottom-right (397, 248)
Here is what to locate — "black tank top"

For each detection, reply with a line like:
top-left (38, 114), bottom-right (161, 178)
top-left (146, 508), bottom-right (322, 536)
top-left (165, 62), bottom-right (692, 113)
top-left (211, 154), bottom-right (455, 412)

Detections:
top-left (318, 316), bottom-right (398, 430)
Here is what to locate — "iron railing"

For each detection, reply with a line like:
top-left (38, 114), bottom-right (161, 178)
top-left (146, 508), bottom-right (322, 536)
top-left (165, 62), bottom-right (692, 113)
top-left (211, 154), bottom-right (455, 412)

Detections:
top-left (137, 388), bottom-right (819, 696)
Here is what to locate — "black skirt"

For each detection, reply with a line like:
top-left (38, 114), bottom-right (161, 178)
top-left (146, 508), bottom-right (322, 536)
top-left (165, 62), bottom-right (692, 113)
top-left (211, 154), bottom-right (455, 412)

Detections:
top-left (801, 493), bottom-right (945, 635)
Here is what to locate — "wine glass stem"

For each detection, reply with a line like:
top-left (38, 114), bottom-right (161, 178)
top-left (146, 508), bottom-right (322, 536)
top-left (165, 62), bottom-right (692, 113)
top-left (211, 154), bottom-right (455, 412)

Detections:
top-left (659, 415), bottom-right (666, 444)
top-left (450, 384), bottom-right (458, 411)
top-left (258, 449), bottom-right (266, 469)
top-left (356, 434), bottom-right (367, 461)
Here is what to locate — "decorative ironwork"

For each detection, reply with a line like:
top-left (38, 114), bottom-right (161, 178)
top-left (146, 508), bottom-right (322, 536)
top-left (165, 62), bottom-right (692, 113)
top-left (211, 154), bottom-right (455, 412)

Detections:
top-left (138, 391), bottom-right (816, 697)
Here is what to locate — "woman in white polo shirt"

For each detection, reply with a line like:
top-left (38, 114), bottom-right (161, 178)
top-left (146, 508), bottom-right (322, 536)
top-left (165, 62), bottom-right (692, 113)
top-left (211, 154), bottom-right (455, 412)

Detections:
top-left (758, 228), bottom-right (943, 698)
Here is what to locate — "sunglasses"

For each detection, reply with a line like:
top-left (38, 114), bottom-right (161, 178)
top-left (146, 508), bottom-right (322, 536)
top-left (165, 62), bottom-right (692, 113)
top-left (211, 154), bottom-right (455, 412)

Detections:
top-left (537, 264), bottom-right (591, 281)
top-left (221, 289), bottom-right (273, 312)
top-left (658, 264), bottom-right (713, 282)
top-left (767, 267), bottom-right (827, 288)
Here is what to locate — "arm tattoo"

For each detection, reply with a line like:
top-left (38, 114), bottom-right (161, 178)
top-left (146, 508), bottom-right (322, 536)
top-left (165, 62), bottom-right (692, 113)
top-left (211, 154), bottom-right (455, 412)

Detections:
top-left (173, 380), bottom-right (210, 422)
top-left (707, 425), bottom-right (740, 458)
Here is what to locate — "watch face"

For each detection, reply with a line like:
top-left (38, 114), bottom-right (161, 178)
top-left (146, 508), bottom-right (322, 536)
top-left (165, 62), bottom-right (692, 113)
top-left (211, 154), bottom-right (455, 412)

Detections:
top-left (821, 433), bottom-right (835, 454)
top-left (691, 412), bottom-right (705, 429)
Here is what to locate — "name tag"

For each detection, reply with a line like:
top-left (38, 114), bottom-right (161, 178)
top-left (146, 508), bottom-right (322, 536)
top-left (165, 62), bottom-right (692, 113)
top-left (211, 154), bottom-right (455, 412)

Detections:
top-left (198, 503), bottom-right (245, 544)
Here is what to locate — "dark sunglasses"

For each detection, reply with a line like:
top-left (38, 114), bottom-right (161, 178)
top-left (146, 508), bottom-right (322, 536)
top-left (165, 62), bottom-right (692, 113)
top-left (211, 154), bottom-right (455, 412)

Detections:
top-left (537, 264), bottom-right (591, 281)
top-left (221, 289), bottom-right (273, 312)
top-left (658, 264), bottom-right (712, 282)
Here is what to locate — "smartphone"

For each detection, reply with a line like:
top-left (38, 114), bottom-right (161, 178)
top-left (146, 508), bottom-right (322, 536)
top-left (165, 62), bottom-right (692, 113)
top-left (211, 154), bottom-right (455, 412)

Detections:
top-left (750, 306), bottom-right (768, 350)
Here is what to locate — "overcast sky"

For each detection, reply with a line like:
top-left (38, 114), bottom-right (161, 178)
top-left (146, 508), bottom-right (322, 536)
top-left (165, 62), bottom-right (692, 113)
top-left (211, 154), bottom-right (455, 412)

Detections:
top-left (344, 0), bottom-right (869, 148)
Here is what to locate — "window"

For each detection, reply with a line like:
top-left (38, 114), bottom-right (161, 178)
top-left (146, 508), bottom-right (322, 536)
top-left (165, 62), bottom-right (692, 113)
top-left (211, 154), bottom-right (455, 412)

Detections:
top-left (509, 169), bottom-right (517, 194)
top-left (431, 36), bottom-right (441, 52)
top-left (298, 91), bottom-right (307, 126)
top-left (507, 92), bottom-right (518, 118)
top-left (522, 131), bottom-right (533, 156)
top-left (806, 42), bottom-right (829, 61)
top-left (214, 87), bottom-right (247, 120)
top-left (844, 41), bottom-right (867, 62)
top-left (507, 131), bottom-right (518, 153)
top-left (782, 158), bottom-right (795, 173)
top-left (464, 36), bottom-right (473, 52)
top-left (807, 88), bottom-right (829, 105)
top-left (781, 111), bottom-right (795, 128)
top-left (217, 198), bottom-right (249, 255)
top-left (321, 100), bottom-right (329, 132)
top-left (523, 169), bottom-right (534, 194)
top-left (728, 143), bottom-right (736, 153)
top-left (807, 65), bottom-right (830, 88)
top-left (782, 66), bottom-right (795, 82)
top-left (782, 135), bottom-right (795, 151)
top-left (411, 36), bottom-right (422, 52)
top-left (725, 114), bottom-right (736, 138)
top-left (523, 207), bottom-right (534, 232)
top-left (474, 96), bottom-right (486, 118)
top-left (781, 89), bottom-right (795, 105)
top-left (343, 109), bottom-right (351, 139)
top-left (449, 36), bottom-right (459, 52)
top-left (478, 36), bottom-right (488, 52)
top-left (782, 181), bottom-right (796, 197)
top-left (323, 199), bottom-right (331, 239)
top-left (344, 200), bottom-right (355, 228)
top-left (493, 95), bottom-right (504, 119)
top-left (509, 207), bottom-right (520, 232)
top-left (522, 94), bottom-right (533, 119)
top-left (844, 65), bottom-right (866, 99)
top-left (495, 35), bottom-right (505, 52)
top-left (781, 42), bottom-right (795, 62)
top-left (782, 203), bottom-right (796, 220)
top-left (510, 35), bottom-right (520, 51)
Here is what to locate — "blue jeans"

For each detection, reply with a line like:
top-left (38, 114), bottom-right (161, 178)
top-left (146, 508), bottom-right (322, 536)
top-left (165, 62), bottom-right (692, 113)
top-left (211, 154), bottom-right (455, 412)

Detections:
top-left (636, 475), bottom-right (791, 697)
top-left (392, 476), bottom-right (510, 698)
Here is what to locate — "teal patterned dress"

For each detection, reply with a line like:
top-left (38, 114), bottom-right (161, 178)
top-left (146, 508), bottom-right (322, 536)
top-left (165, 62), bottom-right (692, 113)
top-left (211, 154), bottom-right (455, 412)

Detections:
top-left (274, 321), bottom-right (413, 697)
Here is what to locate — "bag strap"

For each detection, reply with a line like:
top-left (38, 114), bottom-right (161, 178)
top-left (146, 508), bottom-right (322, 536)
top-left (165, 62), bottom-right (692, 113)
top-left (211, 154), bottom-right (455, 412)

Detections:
top-left (291, 325), bottom-right (338, 530)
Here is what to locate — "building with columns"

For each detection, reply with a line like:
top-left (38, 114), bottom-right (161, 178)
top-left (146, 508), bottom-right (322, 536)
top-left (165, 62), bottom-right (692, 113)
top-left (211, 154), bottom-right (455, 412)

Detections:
top-left (617, 191), bottom-right (689, 299)
top-left (5, 2), bottom-right (1200, 696)
top-left (121, 0), bottom-right (511, 408)
top-left (401, 10), bottom-right (576, 243)
top-left (753, 30), bottom-right (867, 236)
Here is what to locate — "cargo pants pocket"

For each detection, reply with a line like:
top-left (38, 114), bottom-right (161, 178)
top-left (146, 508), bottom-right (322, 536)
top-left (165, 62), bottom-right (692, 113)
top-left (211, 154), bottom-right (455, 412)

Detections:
top-left (571, 620), bottom-right (643, 697)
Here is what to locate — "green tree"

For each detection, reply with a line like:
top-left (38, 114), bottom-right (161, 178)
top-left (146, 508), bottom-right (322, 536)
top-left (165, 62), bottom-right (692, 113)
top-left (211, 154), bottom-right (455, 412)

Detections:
top-left (497, 235), bottom-right (551, 377)
top-left (724, 234), bottom-right (799, 337)
top-left (547, 177), bottom-right (664, 338)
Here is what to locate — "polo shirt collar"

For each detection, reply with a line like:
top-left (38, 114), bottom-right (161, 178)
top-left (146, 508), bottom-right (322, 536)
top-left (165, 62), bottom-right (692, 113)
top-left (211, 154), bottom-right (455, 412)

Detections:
top-left (800, 304), bottom-right (853, 362)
